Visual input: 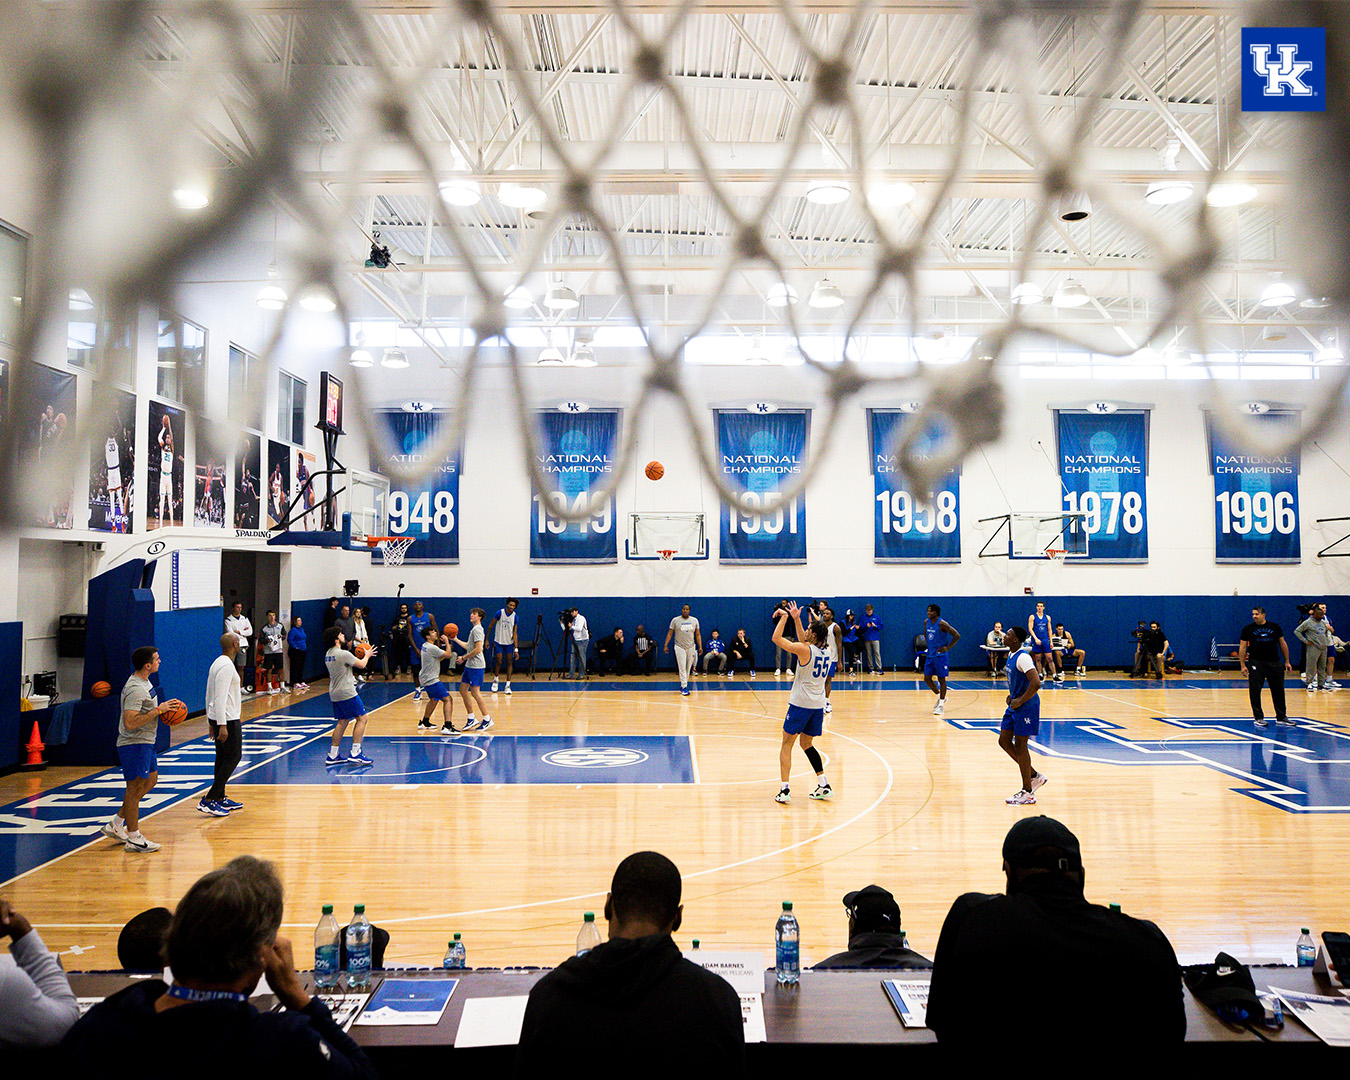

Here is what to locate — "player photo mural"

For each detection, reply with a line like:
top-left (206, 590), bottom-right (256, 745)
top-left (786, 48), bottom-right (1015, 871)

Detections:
top-left (233, 430), bottom-right (261, 531)
top-left (88, 385), bottom-right (136, 533)
top-left (295, 446), bottom-right (318, 531)
top-left (147, 401), bottom-right (185, 530)
top-left (194, 420), bottom-right (226, 528)
top-left (266, 439), bottom-right (292, 530)
top-left (22, 363), bottom-right (78, 529)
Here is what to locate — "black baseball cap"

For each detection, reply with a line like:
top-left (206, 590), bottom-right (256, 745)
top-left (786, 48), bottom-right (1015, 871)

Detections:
top-left (1183, 952), bottom-right (1262, 1021)
top-left (1001, 816), bottom-right (1083, 872)
top-left (843, 885), bottom-right (902, 933)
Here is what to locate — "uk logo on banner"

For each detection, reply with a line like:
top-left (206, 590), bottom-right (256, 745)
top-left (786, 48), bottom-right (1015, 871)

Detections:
top-left (1241, 27), bottom-right (1325, 112)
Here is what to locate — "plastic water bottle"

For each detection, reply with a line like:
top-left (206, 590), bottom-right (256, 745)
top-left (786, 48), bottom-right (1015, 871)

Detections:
top-left (775, 901), bottom-right (799, 985)
top-left (1297, 928), bottom-right (1317, 967)
top-left (691, 939), bottom-right (700, 951)
top-left (443, 933), bottom-right (466, 970)
top-left (346, 904), bottom-right (372, 988)
top-left (576, 911), bottom-right (603, 956)
top-left (313, 904), bottom-right (340, 989)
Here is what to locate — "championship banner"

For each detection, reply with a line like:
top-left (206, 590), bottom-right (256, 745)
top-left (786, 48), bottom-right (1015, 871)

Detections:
top-left (869, 409), bottom-right (960, 563)
top-left (375, 407), bottom-right (460, 563)
top-left (716, 407), bottom-right (808, 564)
top-left (530, 407), bottom-right (617, 563)
top-left (89, 386), bottom-right (135, 533)
top-left (1207, 410), bottom-right (1300, 563)
top-left (1055, 409), bottom-right (1149, 563)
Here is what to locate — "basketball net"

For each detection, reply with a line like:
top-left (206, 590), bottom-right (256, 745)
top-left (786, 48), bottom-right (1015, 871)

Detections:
top-left (369, 536), bottom-right (415, 567)
top-left (1046, 548), bottom-right (1068, 565)
top-left (0, 1), bottom-right (1344, 533)
top-left (658, 549), bottom-right (676, 562)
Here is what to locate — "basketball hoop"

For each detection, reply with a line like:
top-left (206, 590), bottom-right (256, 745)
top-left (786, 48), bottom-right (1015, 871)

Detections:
top-left (1046, 548), bottom-right (1067, 565)
top-left (657, 549), bottom-right (677, 562)
top-left (368, 535), bottom-right (415, 566)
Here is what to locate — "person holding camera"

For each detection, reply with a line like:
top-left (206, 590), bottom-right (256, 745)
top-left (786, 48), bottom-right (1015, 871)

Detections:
top-left (561, 608), bottom-right (589, 679)
top-left (771, 599), bottom-right (796, 677)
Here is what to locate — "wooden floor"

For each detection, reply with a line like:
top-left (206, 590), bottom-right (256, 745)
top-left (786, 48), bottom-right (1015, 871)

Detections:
top-left (3, 670), bottom-right (1347, 971)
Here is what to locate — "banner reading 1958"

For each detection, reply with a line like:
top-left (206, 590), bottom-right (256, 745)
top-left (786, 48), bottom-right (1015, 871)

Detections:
top-left (1055, 409), bottom-right (1150, 563)
top-left (375, 408), bottom-right (460, 563)
top-left (530, 407), bottom-right (617, 563)
top-left (716, 408), bottom-right (808, 564)
top-left (1207, 410), bottom-right (1300, 563)
top-left (869, 409), bottom-right (960, 563)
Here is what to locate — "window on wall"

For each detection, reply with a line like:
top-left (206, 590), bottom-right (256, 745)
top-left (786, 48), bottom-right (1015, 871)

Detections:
top-left (277, 370), bottom-right (307, 445)
top-left (228, 344), bottom-right (263, 426)
top-left (0, 221), bottom-right (26, 349)
top-left (157, 311), bottom-right (206, 403)
top-left (68, 299), bottom-right (135, 385)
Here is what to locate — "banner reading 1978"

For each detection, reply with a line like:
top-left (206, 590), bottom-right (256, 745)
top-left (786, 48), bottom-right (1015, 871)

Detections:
top-left (530, 407), bottom-right (617, 563)
top-left (716, 408), bottom-right (808, 564)
top-left (1207, 410), bottom-right (1300, 563)
top-left (869, 409), bottom-right (960, 563)
top-left (1055, 409), bottom-right (1150, 563)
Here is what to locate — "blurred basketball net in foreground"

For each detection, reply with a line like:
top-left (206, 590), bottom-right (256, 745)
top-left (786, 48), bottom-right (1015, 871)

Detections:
top-left (0, 0), bottom-right (1344, 533)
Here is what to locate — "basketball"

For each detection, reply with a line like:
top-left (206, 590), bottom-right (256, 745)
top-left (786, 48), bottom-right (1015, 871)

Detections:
top-left (91, 680), bottom-right (111, 698)
top-left (445, 623), bottom-right (459, 640)
top-left (353, 641), bottom-right (371, 659)
top-left (160, 699), bottom-right (189, 726)
top-left (645, 460), bottom-right (664, 481)
top-left (1230, 650), bottom-right (1239, 658)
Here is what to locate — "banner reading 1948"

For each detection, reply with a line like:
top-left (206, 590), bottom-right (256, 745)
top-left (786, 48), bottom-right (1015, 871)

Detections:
top-left (716, 408), bottom-right (809, 564)
top-left (530, 407), bottom-right (618, 563)
top-left (869, 409), bottom-right (960, 563)
top-left (1207, 410), bottom-right (1300, 564)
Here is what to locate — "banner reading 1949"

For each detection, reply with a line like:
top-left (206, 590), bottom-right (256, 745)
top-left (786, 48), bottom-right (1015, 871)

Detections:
top-left (530, 407), bottom-right (618, 563)
top-left (869, 408), bottom-right (960, 563)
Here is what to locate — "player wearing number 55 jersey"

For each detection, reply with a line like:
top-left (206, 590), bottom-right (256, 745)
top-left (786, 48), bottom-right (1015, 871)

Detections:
top-left (772, 602), bottom-right (833, 805)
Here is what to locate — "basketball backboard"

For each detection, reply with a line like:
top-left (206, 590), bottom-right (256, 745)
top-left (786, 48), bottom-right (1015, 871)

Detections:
top-left (626, 512), bottom-right (708, 560)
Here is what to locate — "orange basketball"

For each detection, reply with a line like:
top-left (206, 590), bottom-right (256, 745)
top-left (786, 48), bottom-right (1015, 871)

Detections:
top-left (445, 623), bottom-right (459, 640)
top-left (160, 699), bottom-right (189, 726)
top-left (645, 460), bottom-right (664, 481)
top-left (353, 641), bottom-right (371, 659)
top-left (91, 680), bottom-right (112, 698)
top-left (1230, 650), bottom-right (1239, 659)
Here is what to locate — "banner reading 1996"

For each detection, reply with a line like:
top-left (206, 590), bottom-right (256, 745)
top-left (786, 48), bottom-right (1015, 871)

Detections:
top-left (530, 407), bottom-right (617, 563)
top-left (716, 408), bottom-right (808, 564)
top-left (375, 407), bottom-right (461, 563)
top-left (1207, 410), bottom-right (1300, 563)
top-left (869, 409), bottom-right (960, 563)
top-left (1055, 409), bottom-right (1149, 563)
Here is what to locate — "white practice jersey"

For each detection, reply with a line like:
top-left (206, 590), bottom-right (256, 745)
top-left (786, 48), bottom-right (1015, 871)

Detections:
top-left (823, 622), bottom-right (840, 663)
top-left (493, 608), bottom-right (517, 645)
top-left (788, 644), bottom-right (830, 710)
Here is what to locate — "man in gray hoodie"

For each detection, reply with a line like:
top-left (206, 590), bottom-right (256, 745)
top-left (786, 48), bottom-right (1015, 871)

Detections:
top-left (516, 852), bottom-right (743, 1078)
top-left (1295, 603), bottom-right (1333, 692)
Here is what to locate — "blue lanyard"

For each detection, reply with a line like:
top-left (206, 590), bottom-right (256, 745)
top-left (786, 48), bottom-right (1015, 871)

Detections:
top-left (167, 984), bottom-right (248, 1004)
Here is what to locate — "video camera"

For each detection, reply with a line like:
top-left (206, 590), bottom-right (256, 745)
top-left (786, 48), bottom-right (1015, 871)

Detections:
top-left (1130, 620), bottom-right (1149, 642)
top-left (558, 608), bottom-right (574, 626)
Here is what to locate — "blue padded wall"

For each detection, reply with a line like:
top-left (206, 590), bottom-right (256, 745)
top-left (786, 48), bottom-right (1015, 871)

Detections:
top-left (0, 622), bottom-right (24, 769)
top-left (154, 607), bottom-right (226, 715)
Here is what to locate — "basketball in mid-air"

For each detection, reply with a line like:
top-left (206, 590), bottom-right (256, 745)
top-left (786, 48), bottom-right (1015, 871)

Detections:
top-left (445, 623), bottom-right (459, 640)
top-left (160, 699), bottom-right (189, 726)
top-left (353, 642), bottom-right (371, 659)
top-left (162, 414), bottom-right (171, 429)
top-left (645, 460), bottom-right (664, 481)
top-left (91, 680), bottom-right (112, 698)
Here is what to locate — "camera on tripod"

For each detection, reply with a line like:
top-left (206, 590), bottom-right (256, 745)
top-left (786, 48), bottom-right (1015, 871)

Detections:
top-left (1130, 621), bottom-right (1148, 642)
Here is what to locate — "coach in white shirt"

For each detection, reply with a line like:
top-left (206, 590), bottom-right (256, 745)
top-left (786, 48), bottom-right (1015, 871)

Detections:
top-left (224, 601), bottom-right (254, 693)
top-left (198, 634), bottom-right (244, 818)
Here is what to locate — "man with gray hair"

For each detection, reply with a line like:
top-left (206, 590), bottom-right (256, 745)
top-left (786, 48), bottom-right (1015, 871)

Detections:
top-left (199, 633), bottom-right (244, 818)
top-left (1295, 602), bottom-right (1333, 692)
top-left (61, 856), bottom-right (377, 1077)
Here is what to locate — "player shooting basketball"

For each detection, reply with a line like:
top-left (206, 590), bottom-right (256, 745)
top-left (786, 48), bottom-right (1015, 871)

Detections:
top-left (771, 601), bottom-right (833, 805)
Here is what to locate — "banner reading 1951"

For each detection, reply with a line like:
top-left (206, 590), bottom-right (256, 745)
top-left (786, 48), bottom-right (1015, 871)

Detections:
top-left (375, 407), bottom-right (461, 563)
top-left (716, 408), bottom-right (808, 564)
top-left (869, 409), bottom-right (960, 563)
top-left (1207, 410), bottom-right (1300, 563)
top-left (531, 407), bottom-right (617, 563)
top-left (1055, 409), bottom-right (1150, 563)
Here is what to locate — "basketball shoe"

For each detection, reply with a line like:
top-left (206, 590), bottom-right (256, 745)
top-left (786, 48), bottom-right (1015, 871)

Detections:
top-left (1005, 789), bottom-right (1036, 805)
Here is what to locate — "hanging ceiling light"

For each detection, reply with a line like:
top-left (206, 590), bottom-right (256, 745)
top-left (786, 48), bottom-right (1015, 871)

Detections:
top-left (1316, 332), bottom-right (1344, 363)
top-left (439, 177), bottom-right (482, 207)
top-left (349, 348), bottom-right (374, 368)
top-left (1010, 282), bottom-right (1043, 306)
top-left (544, 281), bottom-right (579, 311)
top-left (808, 277), bottom-right (844, 309)
top-left (171, 183), bottom-right (210, 210)
top-left (745, 332), bottom-right (771, 364)
top-left (537, 343), bottom-right (566, 365)
top-left (766, 282), bottom-right (798, 308)
top-left (805, 179), bottom-right (850, 205)
top-left (380, 347), bottom-right (409, 369)
top-left (1057, 192), bottom-right (1092, 222)
top-left (569, 340), bottom-right (597, 367)
top-left (298, 284), bottom-right (337, 313)
top-left (255, 264), bottom-right (287, 310)
top-left (498, 168), bottom-right (547, 209)
top-left (68, 287), bottom-right (94, 311)
top-left (1299, 295), bottom-right (1333, 309)
top-left (1257, 278), bottom-right (1295, 307)
top-left (1144, 139), bottom-right (1193, 206)
top-left (503, 285), bottom-right (534, 310)
top-left (1206, 181), bottom-right (1257, 207)
top-left (866, 180), bottom-right (917, 208)
top-left (1052, 277), bottom-right (1090, 308)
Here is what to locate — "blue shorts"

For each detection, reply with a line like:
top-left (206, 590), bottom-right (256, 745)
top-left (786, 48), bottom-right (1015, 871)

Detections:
top-left (493, 643), bottom-right (515, 658)
top-left (924, 653), bottom-right (949, 678)
top-left (460, 667), bottom-right (485, 688)
top-left (1000, 700), bottom-right (1041, 737)
top-left (332, 695), bottom-right (366, 721)
top-left (423, 681), bottom-right (450, 701)
top-left (117, 743), bottom-right (157, 781)
top-left (828, 660), bottom-right (838, 679)
top-left (783, 704), bottom-right (825, 737)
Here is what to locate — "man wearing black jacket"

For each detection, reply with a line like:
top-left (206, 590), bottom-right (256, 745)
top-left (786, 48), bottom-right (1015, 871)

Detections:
top-left (926, 816), bottom-right (1184, 1048)
top-left (813, 885), bottom-right (932, 970)
top-left (516, 851), bottom-right (743, 1078)
top-left (61, 856), bottom-right (376, 1079)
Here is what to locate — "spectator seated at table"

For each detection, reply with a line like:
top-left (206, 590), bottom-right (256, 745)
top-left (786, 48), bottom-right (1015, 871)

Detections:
top-left (984, 622), bottom-right (1008, 675)
top-left (626, 625), bottom-right (656, 675)
top-left (516, 851), bottom-right (743, 1077)
top-left (813, 885), bottom-right (932, 970)
top-left (926, 816), bottom-right (1184, 1048)
top-left (61, 856), bottom-right (378, 1078)
top-left (595, 628), bottom-right (625, 675)
top-left (1, 898), bottom-right (79, 1048)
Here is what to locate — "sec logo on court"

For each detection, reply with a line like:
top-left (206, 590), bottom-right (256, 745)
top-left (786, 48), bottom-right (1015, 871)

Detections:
top-left (542, 747), bottom-right (650, 769)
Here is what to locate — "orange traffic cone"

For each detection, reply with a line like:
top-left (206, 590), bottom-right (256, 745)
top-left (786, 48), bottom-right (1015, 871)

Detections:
top-left (21, 717), bottom-right (46, 770)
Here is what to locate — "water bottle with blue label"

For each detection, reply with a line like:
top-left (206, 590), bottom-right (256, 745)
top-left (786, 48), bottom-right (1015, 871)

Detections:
top-left (1297, 927), bottom-right (1317, 967)
top-left (346, 904), bottom-right (372, 988)
top-left (313, 904), bottom-right (340, 989)
top-left (443, 933), bottom-right (466, 969)
top-left (775, 901), bottom-right (799, 985)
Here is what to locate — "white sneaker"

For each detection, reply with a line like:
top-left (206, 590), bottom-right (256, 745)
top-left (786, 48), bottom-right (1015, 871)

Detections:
top-left (809, 783), bottom-right (833, 801)
top-left (1005, 789), bottom-right (1036, 806)
top-left (1308, 684), bottom-right (1319, 693)
top-left (102, 818), bottom-right (129, 842)
top-left (932, 699), bottom-right (945, 716)
top-left (267, 687), bottom-right (277, 696)
top-left (1326, 680), bottom-right (1341, 689)
top-left (1054, 672), bottom-right (1064, 683)
top-left (1029, 773), bottom-right (1049, 792)
top-left (504, 684), bottom-right (512, 695)
top-left (824, 701), bottom-right (833, 713)
top-left (750, 671), bottom-right (756, 680)
top-left (491, 681), bottom-right (499, 693)
top-left (773, 670), bottom-right (781, 677)
top-left (774, 787), bottom-right (791, 804)
top-left (124, 833), bottom-right (161, 853)
top-left (1076, 668), bottom-right (1086, 677)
